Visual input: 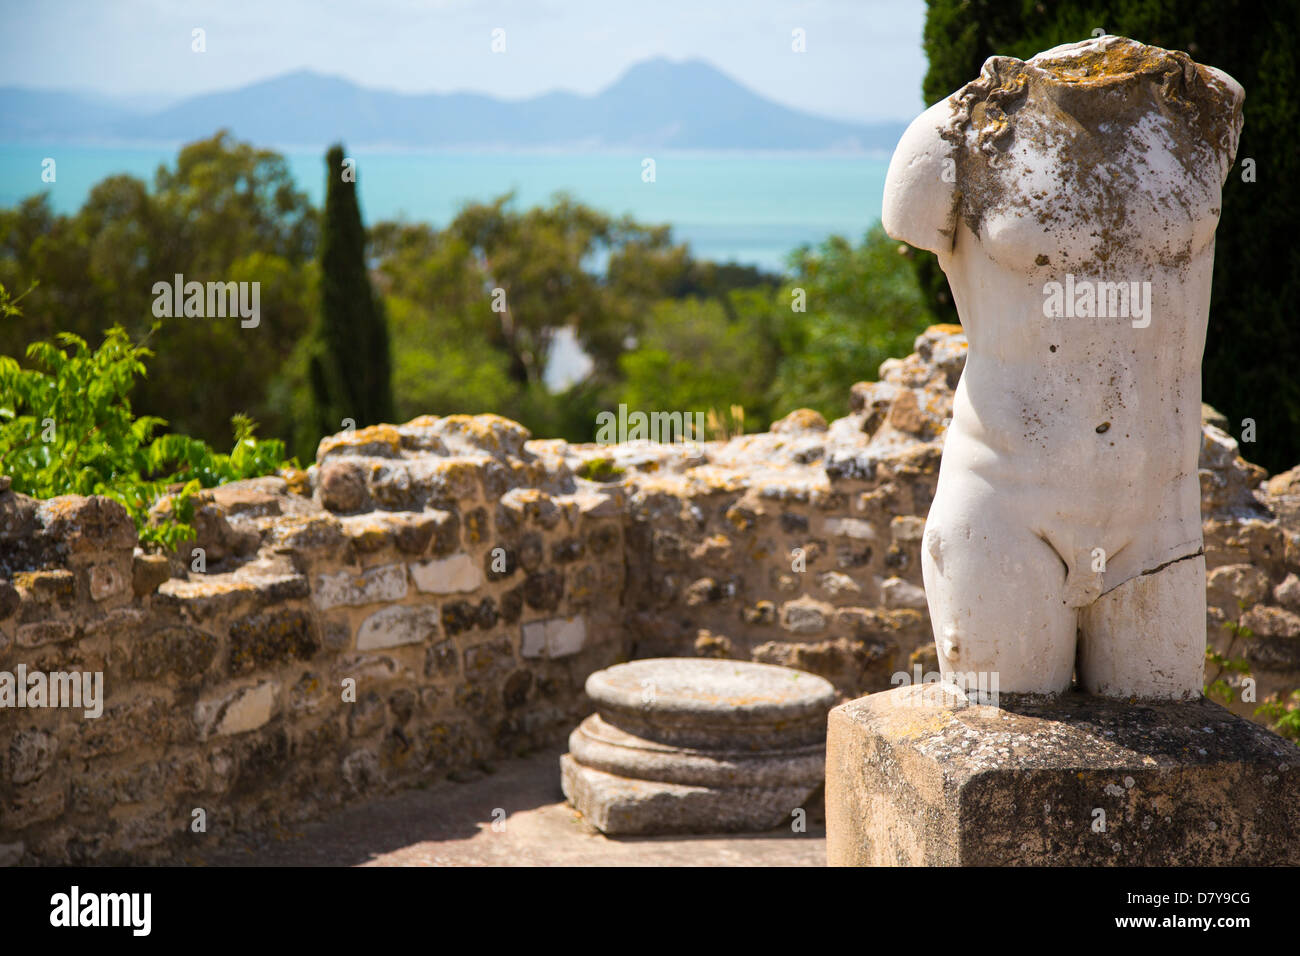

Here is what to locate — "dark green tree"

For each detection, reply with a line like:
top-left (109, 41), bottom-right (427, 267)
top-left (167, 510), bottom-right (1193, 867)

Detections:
top-left (309, 144), bottom-right (395, 439)
top-left (918, 0), bottom-right (1300, 472)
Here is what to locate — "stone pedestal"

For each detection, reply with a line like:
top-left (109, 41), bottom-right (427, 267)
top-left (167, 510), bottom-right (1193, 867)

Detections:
top-left (561, 658), bottom-right (835, 834)
top-left (826, 684), bottom-right (1300, 865)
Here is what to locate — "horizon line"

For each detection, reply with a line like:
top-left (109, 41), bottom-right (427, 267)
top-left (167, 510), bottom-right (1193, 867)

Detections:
top-left (0, 56), bottom-right (916, 127)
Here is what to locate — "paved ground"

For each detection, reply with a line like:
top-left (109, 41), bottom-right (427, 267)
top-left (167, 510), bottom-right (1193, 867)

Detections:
top-left (197, 747), bottom-right (826, 866)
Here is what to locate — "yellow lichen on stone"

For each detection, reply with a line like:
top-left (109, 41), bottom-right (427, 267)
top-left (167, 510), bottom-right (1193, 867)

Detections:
top-left (403, 415), bottom-right (441, 428)
top-left (437, 414), bottom-right (530, 452)
top-left (280, 467), bottom-right (311, 497)
top-left (318, 424), bottom-right (402, 459)
top-left (340, 519), bottom-right (391, 552)
top-left (429, 459), bottom-right (482, 499)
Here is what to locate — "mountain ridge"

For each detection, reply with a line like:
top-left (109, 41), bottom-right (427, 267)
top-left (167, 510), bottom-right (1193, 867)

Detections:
top-left (0, 58), bottom-right (904, 151)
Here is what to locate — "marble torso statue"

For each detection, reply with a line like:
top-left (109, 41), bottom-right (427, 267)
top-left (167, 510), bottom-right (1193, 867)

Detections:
top-left (883, 36), bottom-right (1243, 697)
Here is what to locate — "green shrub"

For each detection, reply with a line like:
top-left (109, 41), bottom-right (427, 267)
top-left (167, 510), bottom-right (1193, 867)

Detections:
top-left (1206, 603), bottom-right (1300, 741)
top-left (0, 291), bottom-right (291, 550)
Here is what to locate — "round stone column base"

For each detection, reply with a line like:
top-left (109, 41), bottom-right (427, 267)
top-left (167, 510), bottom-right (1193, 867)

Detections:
top-left (561, 658), bottom-right (836, 835)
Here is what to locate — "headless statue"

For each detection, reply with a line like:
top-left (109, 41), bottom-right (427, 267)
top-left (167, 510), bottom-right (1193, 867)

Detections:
top-left (882, 36), bottom-right (1244, 698)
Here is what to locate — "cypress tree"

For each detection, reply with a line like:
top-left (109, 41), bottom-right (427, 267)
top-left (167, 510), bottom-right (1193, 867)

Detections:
top-left (310, 143), bottom-right (395, 438)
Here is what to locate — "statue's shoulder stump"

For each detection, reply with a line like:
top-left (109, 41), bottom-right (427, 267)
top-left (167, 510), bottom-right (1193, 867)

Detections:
top-left (826, 684), bottom-right (1300, 865)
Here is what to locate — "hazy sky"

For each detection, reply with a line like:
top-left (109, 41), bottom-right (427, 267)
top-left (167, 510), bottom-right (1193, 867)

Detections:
top-left (0, 0), bottom-right (928, 122)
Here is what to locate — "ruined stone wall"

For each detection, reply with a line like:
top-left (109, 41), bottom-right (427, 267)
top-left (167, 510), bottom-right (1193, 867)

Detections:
top-left (2, 326), bottom-right (1297, 864)
top-left (0, 416), bottom-right (626, 864)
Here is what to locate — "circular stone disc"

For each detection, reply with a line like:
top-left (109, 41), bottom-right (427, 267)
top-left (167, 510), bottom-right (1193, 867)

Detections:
top-left (585, 658), bottom-right (837, 748)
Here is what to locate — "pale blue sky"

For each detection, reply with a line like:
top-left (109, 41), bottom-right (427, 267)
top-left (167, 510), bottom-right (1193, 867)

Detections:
top-left (0, 0), bottom-right (928, 122)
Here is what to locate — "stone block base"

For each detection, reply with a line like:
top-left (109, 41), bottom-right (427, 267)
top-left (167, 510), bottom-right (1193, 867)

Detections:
top-left (561, 753), bottom-right (815, 835)
top-left (826, 684), bottom-right (1300, 866)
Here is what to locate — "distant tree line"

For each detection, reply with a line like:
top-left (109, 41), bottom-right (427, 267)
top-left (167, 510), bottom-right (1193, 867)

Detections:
top-left (0, 131), bottom-right (930, 463)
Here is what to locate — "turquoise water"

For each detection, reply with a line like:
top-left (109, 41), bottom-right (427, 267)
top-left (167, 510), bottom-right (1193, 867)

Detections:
top-left (0, 145), bottom-right (890, 272)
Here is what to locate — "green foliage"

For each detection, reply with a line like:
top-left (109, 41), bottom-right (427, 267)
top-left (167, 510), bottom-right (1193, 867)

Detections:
top-left (0, 295), bottom-right (291, 550)
top-left (1255, 690), bottom-right (1300, 742)
top-left (607, 226), bottom-right (930, 434)
top-left (388, 296), bottom-right (515, 422)
top-left (618, 294), bottom-right (777, 425)
top-left (372, 193), bottom-right (702, 443)
top-left (772, 225), bottom-right (931, 416)
top-left (575, 457), bottom-right (625, 482)
top-left (0, 131), bottom-right (318, 447)
top-left (440, 192), bottom-right (691, 388)
top-left (919, 0), bottom-right (1300, 472)
top-left (1205, 604), bottom-right (1299, 741)
top-left (309, 143), bottom-right (395, 438)
top-left (2, 139), bottom-right (930, 454)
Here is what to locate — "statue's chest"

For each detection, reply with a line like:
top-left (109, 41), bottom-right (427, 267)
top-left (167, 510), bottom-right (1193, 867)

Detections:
top-left (964, 110), bottom-right (1223, 275)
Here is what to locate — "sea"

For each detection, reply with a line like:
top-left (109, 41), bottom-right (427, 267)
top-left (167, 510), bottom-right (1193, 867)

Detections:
top-left (0, 144), bottom-right (890, 275)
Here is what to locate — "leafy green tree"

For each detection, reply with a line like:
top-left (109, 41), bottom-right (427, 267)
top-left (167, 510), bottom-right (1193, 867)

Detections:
top-left (617, 294), bottom-right (779, 429)
top-left (387, 295), bottom-right (515, 421)
top-left (0, 132), bottom-right (318, 447)
top-left (444, 193), bottom-right (689, 388)
top-left (370, 195), bottom-right (696, 442)
top-left (308, 144), bottom-right (395, 437)
top-left (918, 0), bottom-right (1300, 471)
top-left (771, 225), bottom-right (931, 416)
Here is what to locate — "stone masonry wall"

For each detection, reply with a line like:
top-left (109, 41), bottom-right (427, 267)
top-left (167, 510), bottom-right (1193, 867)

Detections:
top-left (2, 326), bottom-right (1298, 864)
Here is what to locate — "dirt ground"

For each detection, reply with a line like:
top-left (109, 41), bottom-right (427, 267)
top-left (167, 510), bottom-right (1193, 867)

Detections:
top-left (194, 746), bottom-right (826, 867)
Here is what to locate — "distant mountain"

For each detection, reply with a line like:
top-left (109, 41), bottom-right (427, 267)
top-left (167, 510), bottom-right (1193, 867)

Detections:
top-left (0, 59), bottom-right (903, 151)
top-left (0, 88), bottom-right (137, 139)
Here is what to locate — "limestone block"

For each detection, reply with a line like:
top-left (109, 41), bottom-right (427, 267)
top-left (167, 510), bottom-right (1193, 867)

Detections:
top-left (520, 615), bottom-right (587, 659)
top-left (196, 681), bottom-right (278, 738)
top-left (313, 564), bottom-right (408, 610)
top-left (8, 728), bottom-right (57, 784)
top-left (36, 495), bottom-right (137, 554)
top-left (410, 553), bottom-right (484, 594)
top-left (318, 460), bottom-right (371, 512)
top-left (131, 551), bottom-right (171, 596)
top-left (16, 621), bottom-right (78, 648)
top-left (228, 608), bottom-right (319, 674)
top-left (1206, 563), bottom-right (1271, 609)
top-left (547, 616), bottom-right (587, 657)
top-left (87, 561), bottom-right (128, 601)
top-left (14, 569), bottom-right (75, 602)
top-left (1276, 573), bottom-right (1300, 611)
top-left (824, 517), bottom-right (875, 541)
top-left (881, 576), bottom-right (928, 610)
top-left (780, 597), bottom-right (829, 635)
top-left (355, 605), bottom-right (438, 650)
top-left (826, 685), bottom-right (1300, 865)
top-left (128, 626), bottom-right (218, 682)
